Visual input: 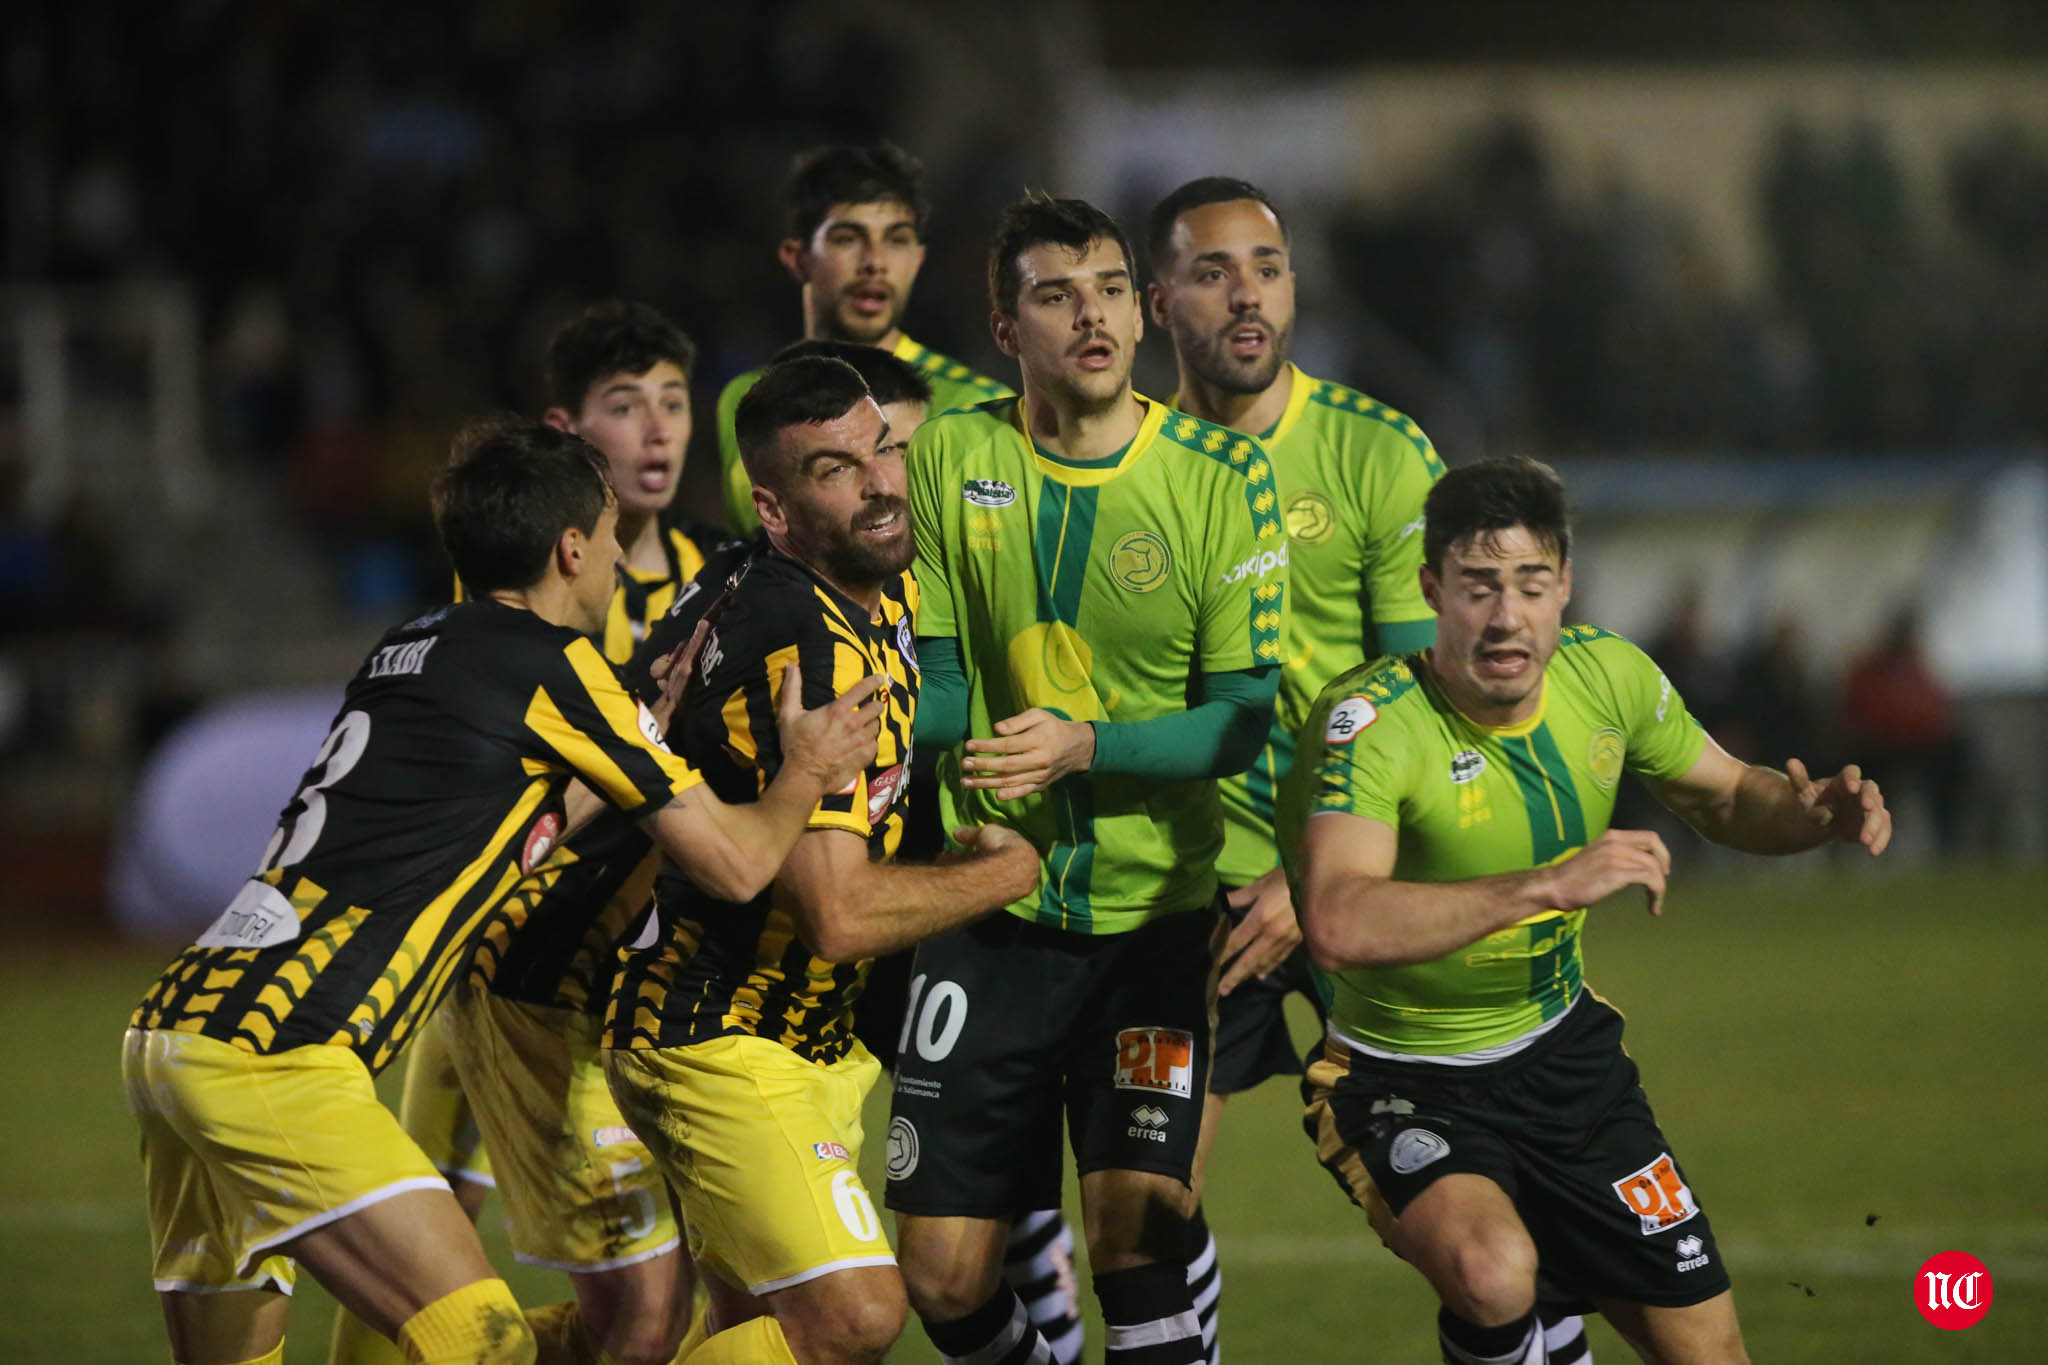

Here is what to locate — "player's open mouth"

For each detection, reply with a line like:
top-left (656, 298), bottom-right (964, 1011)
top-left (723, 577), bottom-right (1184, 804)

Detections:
top-left (636, 463), bottom-right (672, 494)
top-left (1227, 325), bottom-right (1268, 359)
top-left (1073, 340), bottom-right (1116, 371)
top-left (1476, 648), bottom-right (1531, 678)
top-left (856, 510), bottom-right (904, 539)
top-left (849, 287), bottom-right (892, 317)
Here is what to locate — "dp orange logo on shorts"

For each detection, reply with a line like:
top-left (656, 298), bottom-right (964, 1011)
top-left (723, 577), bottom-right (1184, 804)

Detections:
top-left (1611, 1153), bottom-right (1700, 1234)
top-left (1113, 1027), bottom-right (1194, 1099)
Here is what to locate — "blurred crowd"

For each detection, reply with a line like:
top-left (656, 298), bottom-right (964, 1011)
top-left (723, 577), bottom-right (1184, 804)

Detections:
top-left (1337, 113), bottom-right (2048, 457)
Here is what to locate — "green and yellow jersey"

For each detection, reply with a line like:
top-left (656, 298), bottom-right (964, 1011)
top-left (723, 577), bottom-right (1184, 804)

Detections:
top-left (606, 542), bottom-right (920, 1064)
top-left (716, 334), bottom-right (1011, 534)
top-left (131, 601), bottom-right (703, 1074)
top-left (1279, 626), bottom-right (1706, 1056)
top-left (1206, 367), bottom-right (1442, 887)
top-left (911, 395), bottom-right (1287, 935)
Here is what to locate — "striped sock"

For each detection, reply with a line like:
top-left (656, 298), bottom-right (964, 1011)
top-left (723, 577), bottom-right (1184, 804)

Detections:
top-left (1183, 1207), bottom-right (1221, 1363)
top-left (924, 1282), bottom-right (1057, 1365)
top-left (1095, 1262), bottom-right (1206, 1364)
top-left (1438, 1307), bottom-right (1546, 1364)
top-left (1004, 1209), bottom-right (1083, 1364)
top-left (1537, 1305), bottom-right (1591, 1364)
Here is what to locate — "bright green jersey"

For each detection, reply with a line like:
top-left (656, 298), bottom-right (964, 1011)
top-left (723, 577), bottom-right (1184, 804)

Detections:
top-left (1278, 626), bottom-right (1707, 1055)
top-left (716, 333), bottom-right (1012, 534)
top-left (911, 394), bottom-right (1287, 934)
top-left (1209, 367), bottom-right (1443, 886)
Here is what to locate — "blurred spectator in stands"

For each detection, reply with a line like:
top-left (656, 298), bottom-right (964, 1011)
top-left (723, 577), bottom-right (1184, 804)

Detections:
top-left (1840, 607), bottom-right (1969, 857)
top-left (1647, 582), bottom-right (1734, 737)
top-left (1724, 615), bottom-right (1820, 770)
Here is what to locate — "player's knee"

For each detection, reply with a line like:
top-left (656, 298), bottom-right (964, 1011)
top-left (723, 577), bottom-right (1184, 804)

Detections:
top-left (397, 1277), bottom-right (536, 1365)
top-left (571, 1268), bottom-right (686, 1365)
top-left (899, 1250), bottom-right (999, 1326)
top-left (1439, 1228), bottom-right (1538, 1326)
top-left (779, 1274), bottom-right (907, 1365)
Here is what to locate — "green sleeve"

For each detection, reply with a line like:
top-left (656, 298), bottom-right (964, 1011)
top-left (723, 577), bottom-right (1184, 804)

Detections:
top-left (1358, 418), bottom-right (1441, 628)
top-left (912, 637), bottom-right (969, 750)
top-left (1606, 634), bottom-right (1709, 781)
top-left (906, 423), bottom-right (957, 640)
top-left (1089, 666), bottom-right (1277, 780)
top-left (716, 370), bottom-right (765, 536)
top-left (1370, 617), bottom-right (1436, 656)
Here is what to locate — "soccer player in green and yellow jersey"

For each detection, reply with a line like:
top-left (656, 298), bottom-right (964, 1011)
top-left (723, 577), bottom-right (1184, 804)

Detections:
top-left (1283, 457), bottom-right (1892, 1365)
top-left (887, 194), bottom-right (1286, 1365)
top-left (715, 143), bottom-right (1009, 535)
top-left (1144, 176), bottom-right (1446, 1361)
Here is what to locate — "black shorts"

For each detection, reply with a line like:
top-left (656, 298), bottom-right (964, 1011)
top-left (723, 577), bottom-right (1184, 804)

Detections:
top-left (884, 902), bottom-right (1224, 1218)
top-left (1302, 993), bottom-right (1730, 1309)
top-left (1209, 883), bottom-right (1326, 1096)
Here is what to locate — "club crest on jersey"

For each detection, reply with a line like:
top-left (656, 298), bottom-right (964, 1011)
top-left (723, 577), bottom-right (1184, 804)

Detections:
top-left (521, 812), bottom-right (562, 874)
top-left (895, 617), bottom-right (919, 671)
top-left (1285, 489), bottom-right (1336, 545)
top-left (962, 478), bottom-right (1017, 508)
top-left (635, 700), bottom-right (672, 753)
top-left (1449, 750), bottom-right (1487, 784)
top-left (1113, 1027), bottom-right (1194, 1098)
top-left (1588, 728), bottom-right (1625, 789)
top-left (1109, 530), bottom-right (1172, 593)
top-left (1325, 697), bottom-right (1378, 743)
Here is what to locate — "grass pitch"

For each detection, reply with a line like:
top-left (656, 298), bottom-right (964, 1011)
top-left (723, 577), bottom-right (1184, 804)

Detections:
top-left (3, 867), bottom-right (2042, 1362)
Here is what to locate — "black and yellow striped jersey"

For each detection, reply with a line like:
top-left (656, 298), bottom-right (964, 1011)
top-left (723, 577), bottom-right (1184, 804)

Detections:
top-left (601, 522), bottom-right (724, 663)
top-left (605, 537), bottom-right (919, 1063)
top-left (463, 520), bottom-right (726, 1015)
top-left (130, 600), bottom-right (703, 1073)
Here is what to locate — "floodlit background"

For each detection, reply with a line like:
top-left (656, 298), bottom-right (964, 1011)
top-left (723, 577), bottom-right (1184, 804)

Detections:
top-left (2, 2), bottom-right (2042, 1361)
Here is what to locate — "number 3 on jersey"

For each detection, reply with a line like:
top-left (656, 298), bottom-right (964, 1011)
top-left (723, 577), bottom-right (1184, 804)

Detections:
top-left (258, 710), bottom-right (371, 873)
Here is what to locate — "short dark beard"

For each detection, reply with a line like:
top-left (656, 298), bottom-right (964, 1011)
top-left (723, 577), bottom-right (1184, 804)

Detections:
top-left (818, 296), bottom-right (901, 347)
top-left (786, 493), bottom-right (915, 589)
top-left (1176, 313), bottom-right (1292, 396)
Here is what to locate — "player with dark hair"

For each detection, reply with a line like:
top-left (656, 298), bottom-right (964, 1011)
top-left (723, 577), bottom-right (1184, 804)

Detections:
top-left (127, 419), bottom-right (885, 1365)
top-left (605, 355), bottom-right (1041, 1365)
top-left (1284, 456), bottom-right (1891, 1365)
top-left (332, 301), bottom-right (734, 1365)
top-left (716, 143), bottom-right (1010, 535)
top-left (1144, 174), bottom-right (1479, 1359)
top-left (887, 193), bottom-right (1288, 1365)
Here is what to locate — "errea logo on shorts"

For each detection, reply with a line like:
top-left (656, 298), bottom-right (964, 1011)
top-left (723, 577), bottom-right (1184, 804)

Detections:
top-left (1219, 542), bottom-right (1289, 586)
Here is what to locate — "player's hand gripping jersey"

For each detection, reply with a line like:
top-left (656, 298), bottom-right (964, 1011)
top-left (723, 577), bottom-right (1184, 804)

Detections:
top-left (607, 539), bottom-right (920, 1062)
top-left (131, 600), bottom-right (703, 1074)
top-left (1279, 626), bottom-right (1707, 1055)
top-left (1214, 368), bottom-right (1443, 887)
top-left (717, 336), bottom-right (1010, 534)
top-left (911, 396), bottom-right (1287, 932)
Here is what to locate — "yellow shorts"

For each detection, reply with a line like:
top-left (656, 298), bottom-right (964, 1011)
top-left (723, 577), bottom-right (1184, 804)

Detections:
top-left (121, 1028), bottom-right (447, 1293)
top-left (605, 1035), bottom-right (893, 1295)
top-left (397, 1007), bottom-right (494, 1187)
top-left (438, 984), bottom-right (678, 1271)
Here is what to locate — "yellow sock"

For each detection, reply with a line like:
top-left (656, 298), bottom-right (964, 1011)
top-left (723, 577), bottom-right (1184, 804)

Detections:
top-left (328, 1306), bottom-right (412, 1365)
top-left (181, 1345), bottom-right (284, 1365)
top-left (684, 1316), bottom-right (797, 1365)
top-left (397, 1279), bottom-right (536, 1365)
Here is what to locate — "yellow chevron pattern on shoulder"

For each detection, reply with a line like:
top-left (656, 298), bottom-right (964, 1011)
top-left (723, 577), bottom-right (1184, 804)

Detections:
top-left (1159, 407), bottom-right (1283, 542)
top-left (1306, 379), bottom-right (1446, 478)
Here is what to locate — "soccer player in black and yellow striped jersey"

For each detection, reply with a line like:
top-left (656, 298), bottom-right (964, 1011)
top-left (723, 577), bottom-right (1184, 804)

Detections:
top-left (126, 419), bottom-right (885, 1365)
top-left (605, 356), bottom-right (1039, 1365)
top-left (715, 143), bottom-right (1011, 536)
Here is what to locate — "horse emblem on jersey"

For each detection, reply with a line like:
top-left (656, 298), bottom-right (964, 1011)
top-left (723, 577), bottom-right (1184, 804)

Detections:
top-left (1588, 728), bottom-right (1625, 789)
top-left (1109, 530), bottom-right (1171, 593)
top-left (1286, 489), bottom-right (1336, 545)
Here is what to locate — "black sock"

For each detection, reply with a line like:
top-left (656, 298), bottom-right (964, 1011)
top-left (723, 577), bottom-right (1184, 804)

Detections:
top-left (1096, 1261), bottom-right (1206, 1364)
top-left (923, 1281), bottom-right (1057, 1365)
top-left (1182, 1206), bottom-right (1221, 1363)
top-left (1439, 1306), bottom-right (1545, 1364)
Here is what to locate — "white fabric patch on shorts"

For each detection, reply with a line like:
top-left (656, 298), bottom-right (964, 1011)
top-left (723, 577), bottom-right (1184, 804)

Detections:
top-left (1388, 1127), bottom-right (1450, 1175)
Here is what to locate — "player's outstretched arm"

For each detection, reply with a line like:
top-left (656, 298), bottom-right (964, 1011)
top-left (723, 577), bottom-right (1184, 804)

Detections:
top-left (1649, 738), bottom-right (1892, 857)
top-left (641, 665), bottom-right (888, 901)
top-left (774, 823), bottom-right (1041, 963)
top-left (1298, 815), bottom-right (1672, 971)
